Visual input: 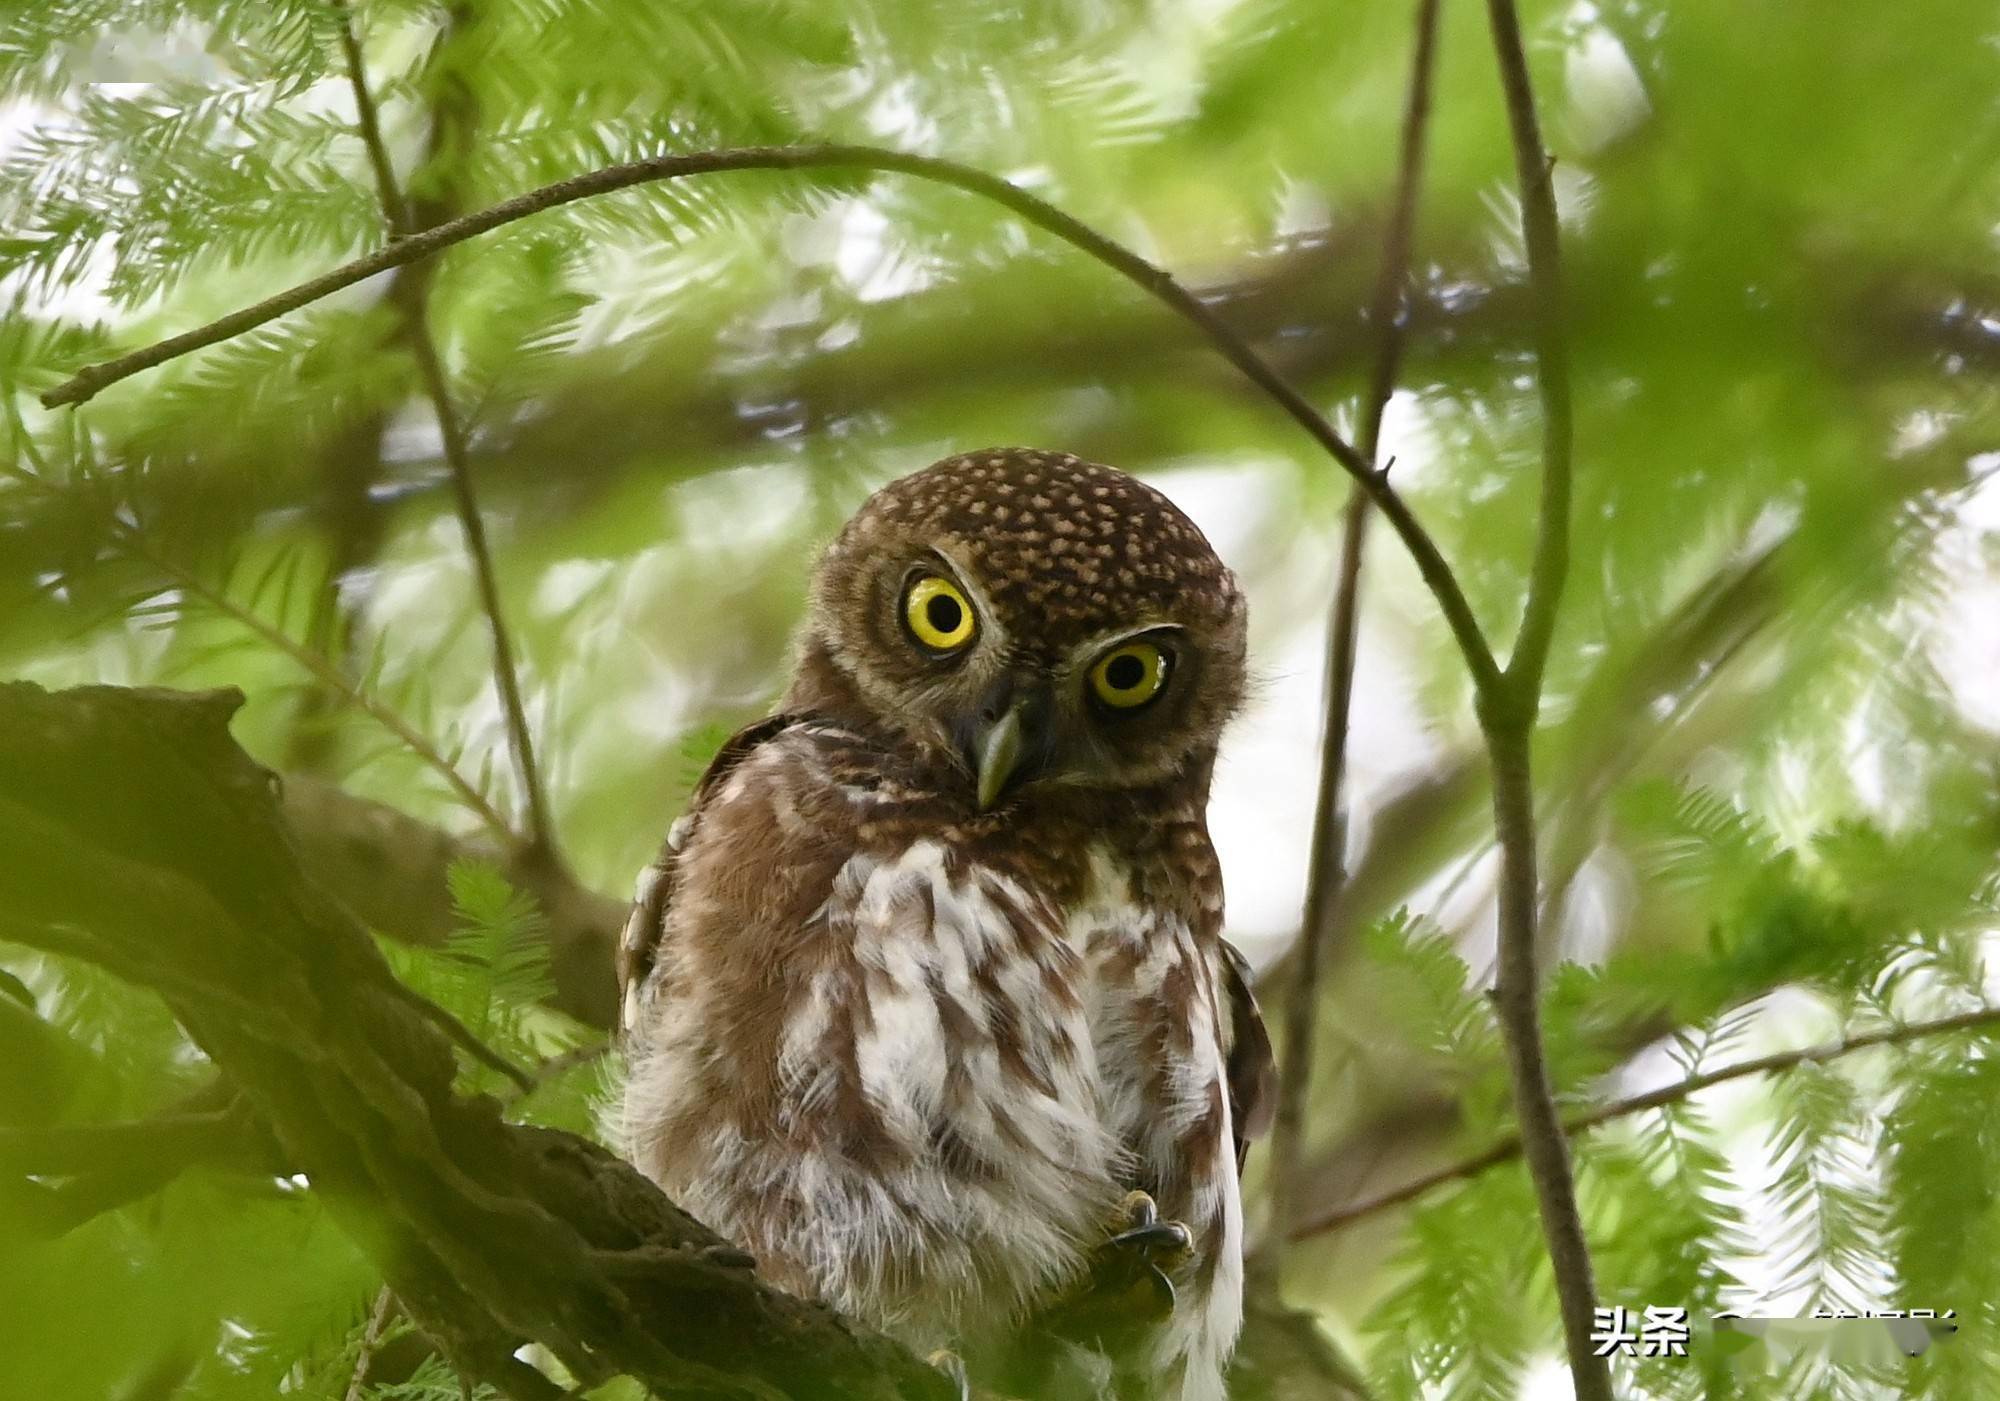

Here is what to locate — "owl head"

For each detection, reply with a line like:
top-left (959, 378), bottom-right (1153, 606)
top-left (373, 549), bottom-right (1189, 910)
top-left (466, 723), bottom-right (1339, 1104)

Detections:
top-left (788, 448), bottom-right (1246, 808)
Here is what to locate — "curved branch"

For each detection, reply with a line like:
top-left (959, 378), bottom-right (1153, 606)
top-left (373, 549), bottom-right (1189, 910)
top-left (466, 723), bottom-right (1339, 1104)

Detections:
top-left (1294, 1003), bottom-right (2000, 1238)
top-left (40, 142), bottom-right (1500, 692)
top-left (1492, 8), bottom-right (1573, 699)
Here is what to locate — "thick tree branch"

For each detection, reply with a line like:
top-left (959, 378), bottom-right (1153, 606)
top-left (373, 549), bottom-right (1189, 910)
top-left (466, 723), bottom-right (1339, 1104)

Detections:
top-left (334, 0), bottom-right (556, 861)
top-left (1261, 0), bottom-right (1442, 1289)
top-left (1477, 4), bottom-right (1606, 1398)
top-left (1294, 1003), bottom-right (2000, 1237)
top-left (0, 1080), bottom-right (283, 1239)
top-left (40, 141), bottom-right (1500, 693)
top-left (0, 681), bottom-right (951, 1401)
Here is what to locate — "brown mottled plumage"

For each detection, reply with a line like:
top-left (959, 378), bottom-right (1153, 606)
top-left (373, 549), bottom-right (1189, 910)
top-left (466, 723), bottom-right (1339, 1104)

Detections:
top-left (618, 449), bottom-right (1274, 1400)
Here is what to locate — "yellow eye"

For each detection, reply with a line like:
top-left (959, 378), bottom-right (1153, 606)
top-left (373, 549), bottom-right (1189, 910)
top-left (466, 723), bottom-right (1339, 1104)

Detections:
top-left (1089, 641), bottom-right (1169, 709)
top-left (904, 575), bottom-right (977, 652)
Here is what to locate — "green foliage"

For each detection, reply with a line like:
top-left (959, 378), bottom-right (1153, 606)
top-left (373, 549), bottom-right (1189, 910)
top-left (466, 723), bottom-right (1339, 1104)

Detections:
top-left (1363, 1167), bottom-right (1545, 1401)
top-left (379, 861), bottom-right (602, 1130)
top-left (439, 858), bottom-right (560, 1039)
top-left (358, 1354), bottom-right (499, 1401)
top-left (5, 0), bottom-right (2000, 1394)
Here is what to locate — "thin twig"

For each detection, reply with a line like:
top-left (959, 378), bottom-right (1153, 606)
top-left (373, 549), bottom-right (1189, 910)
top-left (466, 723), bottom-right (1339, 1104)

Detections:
top-left (1260, 0), bottom-right (1442, 1290)
top-left (129, 540), bottom-right (518, 842)
top-left (292, 4), bottom-right (466, 773)
top-left (399, 990), bottom-right (537, 1094)
top-left (334, 0), bottom-right (556, 860)
top-left (505, 1042), bottom-right (608, 1108)
top-left (344, 1286), bottom-right (398, 1401)
top-left (41, 142), bottom-right (1500, 694)
top-left (1294, 1003), bottom-right (2000, 1237)
top-left (1478, 3), bottom-right (1604, 1396)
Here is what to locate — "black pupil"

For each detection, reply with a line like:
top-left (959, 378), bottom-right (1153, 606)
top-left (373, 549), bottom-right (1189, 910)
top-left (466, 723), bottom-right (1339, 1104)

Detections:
top-left (925, 593), bottom-right (963, 635)
top-left (1105, 653), bottom-right (1147, 691)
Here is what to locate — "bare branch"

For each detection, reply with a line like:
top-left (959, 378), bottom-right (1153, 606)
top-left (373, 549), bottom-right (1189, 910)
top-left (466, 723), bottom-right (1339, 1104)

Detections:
top-left (1477, 3), bottom-right (1604, 1396)
top-left (40, 142), bottom-right (1500, 694)
top-left (1495, 92), bottom-right (1573, 698)
top-left (0, 1084), bottom-right (282, 1239)
top-left (344, 1287), bottom-right (399, 1401)
top-left (1295, 1004), bottom-right (2000, 1237)
top-left (1260, 0), bottom-right (1443, 1289)
top-left (333, 0), bottom-right (556, 859)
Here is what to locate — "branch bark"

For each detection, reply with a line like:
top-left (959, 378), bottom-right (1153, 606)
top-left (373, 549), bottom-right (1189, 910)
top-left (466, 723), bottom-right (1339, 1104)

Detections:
top-left (279, 774), bottom-right (624, 1029)
top-left (1261, 0), bottom-right (1442, 1292)
top-left (1477, 4), bottom-right (1606, 1398)
top-left (0, 680), bottom-right (952, 1401)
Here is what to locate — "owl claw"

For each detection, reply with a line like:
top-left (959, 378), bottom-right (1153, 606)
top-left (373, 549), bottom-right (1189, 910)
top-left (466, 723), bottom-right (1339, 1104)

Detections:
top-left (1030, 1189), bottom-right (1193, 1349)
top-left (1107, 1219), bottom-right (1193, 1259)
top-left (1105, 1190), bottom-right (1194, 1279)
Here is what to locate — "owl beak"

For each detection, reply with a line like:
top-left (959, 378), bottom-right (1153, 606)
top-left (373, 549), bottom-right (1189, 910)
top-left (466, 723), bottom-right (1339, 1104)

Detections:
top-left (974, 704), bottom-right (1026, 811)
top-left (969, 681), bottom-right (1049, 810)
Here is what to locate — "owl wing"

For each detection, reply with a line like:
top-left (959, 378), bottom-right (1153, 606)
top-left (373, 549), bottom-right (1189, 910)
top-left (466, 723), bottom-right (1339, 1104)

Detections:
top-left (1219, 939), bottom-right (1276, 1169)
top-left (615, 712), bottom-right (810, 1041)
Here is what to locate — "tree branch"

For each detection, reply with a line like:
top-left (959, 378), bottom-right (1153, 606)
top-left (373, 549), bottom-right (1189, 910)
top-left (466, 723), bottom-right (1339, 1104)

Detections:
top-left (1492, 11), bottom-right (1573, 700)
top-left (279, 774), bottom-right (624, 1029)
top-left (39, 141), bottom-right (1500, 694)
top-left (0, 680), bottom-right (951, 1401)
top-left (292, 2), bottom-right (472, 775)
top-left (334, 0), bottom-right (556, 860)
top-left (1294, 1003), bottom-right (2000, 1237)
top-left (344, 1286), bottom-right (400, 1401)
top-left (1477, 4), bottom-right (1605, 1397)
top-left (1261, 0), bottom-right (1442, 1289)
top-left (0, 1082), bottom-right (284, 1239)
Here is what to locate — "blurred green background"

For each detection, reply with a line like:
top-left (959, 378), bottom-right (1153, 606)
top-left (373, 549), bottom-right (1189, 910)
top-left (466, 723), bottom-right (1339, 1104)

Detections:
top-left (4, 0), bottom-right (2000, 1397)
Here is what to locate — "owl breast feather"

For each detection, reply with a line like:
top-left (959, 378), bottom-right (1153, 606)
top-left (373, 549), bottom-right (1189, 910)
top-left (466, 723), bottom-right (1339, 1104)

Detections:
top-left (620, 725), bottom-right (1241, 1400)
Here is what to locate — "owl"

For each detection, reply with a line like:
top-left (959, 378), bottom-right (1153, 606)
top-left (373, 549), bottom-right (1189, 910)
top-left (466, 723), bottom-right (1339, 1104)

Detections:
top-left (617, 448), bottom-right (1275, 1401)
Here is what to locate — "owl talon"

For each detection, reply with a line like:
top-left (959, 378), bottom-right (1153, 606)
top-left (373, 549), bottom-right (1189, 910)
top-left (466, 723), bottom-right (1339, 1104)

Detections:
top-left (1029, 1190), bottom-right (1194, 1349)
top-left (1104, 1190), bottom-right (1195, 1277)
top-left (1108, 1219), bottom-right (1192, 1261)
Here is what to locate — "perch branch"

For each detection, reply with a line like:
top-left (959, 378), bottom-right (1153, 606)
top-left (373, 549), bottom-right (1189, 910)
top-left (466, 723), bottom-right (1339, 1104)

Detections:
top-left (0, 680), bottom-right (951, 1401)
top-left (1478, 3), bottom-right (1605, 1398)
top-left (1262, 0), bottom-right (1442, 1287)
top-left (40, 142), bottom-right (1500, 693)
top-left (1295, 1003), bottom-right (2000, 1236)
top-left (334, 0), bottom-right (556, 860)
